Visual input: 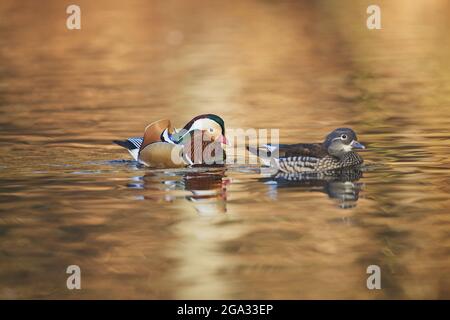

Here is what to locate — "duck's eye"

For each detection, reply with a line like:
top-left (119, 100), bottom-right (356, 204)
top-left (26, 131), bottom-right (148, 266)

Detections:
top-left (340, 134), bottom-right (347, 140)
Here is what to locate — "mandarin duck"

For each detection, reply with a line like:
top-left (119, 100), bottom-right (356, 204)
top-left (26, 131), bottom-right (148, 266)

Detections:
top-left (114, 114), bottom-right (227, 168)
top-left (249, 128), bottom-right (365, 173)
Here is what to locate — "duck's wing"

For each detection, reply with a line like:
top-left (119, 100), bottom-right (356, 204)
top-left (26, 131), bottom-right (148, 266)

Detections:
top-left (248, 143), bottom-right (326, 159)
top-left (113, 132), bottom-right (174, 161)
top-left (113, 137), bottom-right (143, 161)
top-left (277, 143), bottom-right (327, 158)
top-left (114, 119), bottom-right (177, 161)
top-left (139, 119), bottom-right (175, 152)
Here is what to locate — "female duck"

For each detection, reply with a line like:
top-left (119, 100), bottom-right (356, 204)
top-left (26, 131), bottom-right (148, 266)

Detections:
top-left (249, 128), bottom-right (365, 173)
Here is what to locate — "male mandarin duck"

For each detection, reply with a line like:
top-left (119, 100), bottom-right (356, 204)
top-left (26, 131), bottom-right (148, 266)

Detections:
top-left (249, 128), bottom-right (365, 173)
top-left (114, 114), bottom-right (227, 168)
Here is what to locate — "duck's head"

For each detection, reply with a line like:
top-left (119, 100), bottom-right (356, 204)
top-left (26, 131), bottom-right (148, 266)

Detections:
top-left (323, 128), bottom-right (365, 158)
top-left (183, 114), bottom-right (228, 144)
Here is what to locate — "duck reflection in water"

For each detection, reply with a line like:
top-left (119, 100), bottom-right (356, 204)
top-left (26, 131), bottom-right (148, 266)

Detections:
top-left (128, 167), bottom-right (229, 215)
top-left (261, 169), bottom-right (364, 209)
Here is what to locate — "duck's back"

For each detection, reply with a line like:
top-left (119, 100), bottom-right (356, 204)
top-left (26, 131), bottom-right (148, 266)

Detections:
top-left (278, 143), bottom-right (328, 158)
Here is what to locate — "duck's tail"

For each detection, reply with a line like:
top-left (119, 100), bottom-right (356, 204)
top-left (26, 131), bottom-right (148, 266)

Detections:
top-left (113, 137), bottom-right (143, 161)
top-left (246, 144), bottom-right (279, 167)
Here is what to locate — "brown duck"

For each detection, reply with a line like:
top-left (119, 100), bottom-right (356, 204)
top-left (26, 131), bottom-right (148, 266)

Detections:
top-left (249, 128), bottom-right (365, 173)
